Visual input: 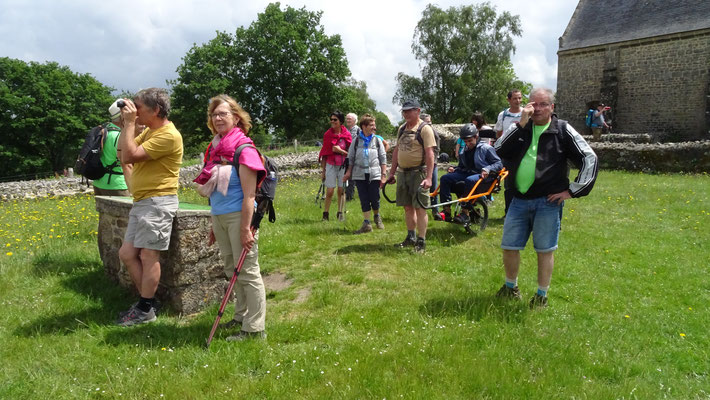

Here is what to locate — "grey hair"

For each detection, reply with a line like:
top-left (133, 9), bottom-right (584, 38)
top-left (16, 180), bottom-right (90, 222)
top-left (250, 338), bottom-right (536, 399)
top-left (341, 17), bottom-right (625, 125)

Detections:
top-left (346, 112), bottom-right (358, 121)
top-left (530, 87), bottom-right (555, 104)
top-left (134, 87), bottom-right (171, 118)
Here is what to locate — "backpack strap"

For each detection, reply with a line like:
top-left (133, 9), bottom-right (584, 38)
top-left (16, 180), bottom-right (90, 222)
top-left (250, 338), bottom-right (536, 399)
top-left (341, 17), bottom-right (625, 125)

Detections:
top-left (398, 122), bottom-right (430, 166)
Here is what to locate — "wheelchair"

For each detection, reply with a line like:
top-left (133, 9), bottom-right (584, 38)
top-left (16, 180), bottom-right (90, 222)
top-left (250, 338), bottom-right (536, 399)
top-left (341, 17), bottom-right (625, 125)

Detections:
top-left (383, 168), bottom-right (508, 235)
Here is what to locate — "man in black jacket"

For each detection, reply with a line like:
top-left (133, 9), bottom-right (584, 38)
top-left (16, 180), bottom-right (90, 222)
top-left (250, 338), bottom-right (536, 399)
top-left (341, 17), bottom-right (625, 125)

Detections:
top-left (494, 87), bottom-right (598, 308)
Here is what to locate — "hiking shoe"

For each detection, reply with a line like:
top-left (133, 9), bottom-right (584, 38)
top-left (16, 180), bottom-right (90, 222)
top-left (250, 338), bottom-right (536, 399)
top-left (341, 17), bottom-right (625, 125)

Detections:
top-left (118, 299), bottom-right (162, 318)
top-left (353, 221), bottom-right (373, 234)
top-left (453, 213), bottom-right (471, 225)
top-left (414, 238), bottom-right (426, 253)
top-left (337, 211), bottom-right (345, 222)
top-left (218, 319), bottom-right (241, 330)
top-left (116, 306), bottom-right (157, 327)
top-left (432, 211), bottom-right (443, 221)
top-left (496, 284), bottom-right (522, 300)
top-left (226, 330), bottom-right (267, 342)
top-left (395, 236), bottom-right (416, 248)
top-left (529, 294), bottom-right (548, 309)
top-left (373, 214), bottom-right (385, 229)
top-left (322, 212), bottom-right (329, 221)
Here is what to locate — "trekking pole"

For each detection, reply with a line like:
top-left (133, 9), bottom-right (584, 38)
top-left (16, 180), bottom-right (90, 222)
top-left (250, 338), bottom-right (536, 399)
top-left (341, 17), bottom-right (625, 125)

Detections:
top-left (315, 181), bottom-right (325, 208)
top-left (339, 180), bottom-right (347, 222)
top-left (205, 227), bottom-right (256, 349)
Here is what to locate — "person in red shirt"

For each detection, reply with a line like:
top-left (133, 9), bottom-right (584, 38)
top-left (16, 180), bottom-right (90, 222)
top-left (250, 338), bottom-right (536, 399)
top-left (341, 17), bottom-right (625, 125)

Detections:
top-left (318, 111), bottom-right (352, 221)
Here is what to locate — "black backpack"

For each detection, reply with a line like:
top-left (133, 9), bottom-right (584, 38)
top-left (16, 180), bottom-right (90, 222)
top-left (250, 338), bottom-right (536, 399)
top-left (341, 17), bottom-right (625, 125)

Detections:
top-left (233, 143), bottom-right (278, 229)
top-left (74, 123), bottom-right (122, 184)
top-left (397, 122), bottom-right (439, 165)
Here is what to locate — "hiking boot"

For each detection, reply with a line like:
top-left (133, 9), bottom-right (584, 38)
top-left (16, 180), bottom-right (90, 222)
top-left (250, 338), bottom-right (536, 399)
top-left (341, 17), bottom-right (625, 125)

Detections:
top-left (322, 212), bottom-right (329, 221)
top-left (529, 294), bottom-right (548, 309)
top-left (414, 238), bottom-right (426, 253)
top-left (373, 214), bottom-right (384, 229)
top-left (218, 319), bottom-right (241, 330)
top-left (116, 306), bottom-right (157, 327)
top-left (432, 211), bottom-right (443, 221)
top-left (353, 221), bottom-right (373, 234)
top-left (442, 209), bottom-right (452, 222)
top-left (226, 330), bottom-right (267, 342)
top-left (496, 284), bottom-right (522, 300)
top-left (337, 211), bottom-right (345, 222)
top-left (453, 213), bottom-right (471, 225)
top-left (395, 236), bottom-right (416, 248)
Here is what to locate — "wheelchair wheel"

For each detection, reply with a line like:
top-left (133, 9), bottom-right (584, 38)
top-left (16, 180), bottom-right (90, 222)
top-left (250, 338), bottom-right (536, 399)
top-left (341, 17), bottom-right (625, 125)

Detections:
top-left (464, 198), bottom-right (488, 234)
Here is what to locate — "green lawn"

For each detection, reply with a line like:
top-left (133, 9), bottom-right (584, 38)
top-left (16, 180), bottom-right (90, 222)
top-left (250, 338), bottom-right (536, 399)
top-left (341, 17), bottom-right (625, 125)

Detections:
top-left (1, 171), bottom-right (708, 399)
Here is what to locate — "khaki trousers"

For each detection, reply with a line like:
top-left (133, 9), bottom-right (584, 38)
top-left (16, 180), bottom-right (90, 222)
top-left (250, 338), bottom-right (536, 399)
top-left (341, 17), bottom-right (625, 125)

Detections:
top-left (211, 212), bottom-right (266, 332)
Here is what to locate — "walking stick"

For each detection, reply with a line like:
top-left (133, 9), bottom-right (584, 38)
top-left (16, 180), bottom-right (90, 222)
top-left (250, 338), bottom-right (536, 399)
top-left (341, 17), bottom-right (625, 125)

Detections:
top-left (205, 225), bottom-right (257, 348)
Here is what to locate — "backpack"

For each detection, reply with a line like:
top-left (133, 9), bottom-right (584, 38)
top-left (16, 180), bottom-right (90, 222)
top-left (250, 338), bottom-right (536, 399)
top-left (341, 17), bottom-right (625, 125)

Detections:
top-left (74, 123), bottom-right (122, 184)
top-left (397, 122), bottom-right (439, 166)
top-left (233, 143), bottom-right (278, 228)
top-left (585, 109), bottom-right (594, 127)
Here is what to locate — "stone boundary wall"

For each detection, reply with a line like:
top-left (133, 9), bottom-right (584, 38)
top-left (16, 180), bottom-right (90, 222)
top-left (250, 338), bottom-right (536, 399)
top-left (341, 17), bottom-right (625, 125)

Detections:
top-left (2, 133), bottom-right (709, 202)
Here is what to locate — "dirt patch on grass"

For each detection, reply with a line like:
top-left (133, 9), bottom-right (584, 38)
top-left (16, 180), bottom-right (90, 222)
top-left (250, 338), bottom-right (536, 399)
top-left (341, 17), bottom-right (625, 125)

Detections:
top-left (263, 272), bottom-right (293, 292)
top-left (294, 286), bottom-right (311, 304)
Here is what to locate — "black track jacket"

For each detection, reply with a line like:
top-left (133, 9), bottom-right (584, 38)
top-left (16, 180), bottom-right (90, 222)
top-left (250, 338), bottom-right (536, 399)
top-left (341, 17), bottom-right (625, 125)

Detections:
top-left (494, 114), bottom-right (598, 199)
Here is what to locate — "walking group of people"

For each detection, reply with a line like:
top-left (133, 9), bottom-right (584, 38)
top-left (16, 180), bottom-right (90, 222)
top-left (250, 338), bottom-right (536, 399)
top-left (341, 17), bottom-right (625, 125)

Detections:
top-left (96, 85), bottom-right (598, 343)
top-left (323, 87), bottom-right (598, 309)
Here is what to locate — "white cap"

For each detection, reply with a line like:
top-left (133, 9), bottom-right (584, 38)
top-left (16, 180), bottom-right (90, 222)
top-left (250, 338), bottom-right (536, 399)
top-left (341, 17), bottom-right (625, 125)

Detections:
top-left (108, 99), bottom-right (122, 120)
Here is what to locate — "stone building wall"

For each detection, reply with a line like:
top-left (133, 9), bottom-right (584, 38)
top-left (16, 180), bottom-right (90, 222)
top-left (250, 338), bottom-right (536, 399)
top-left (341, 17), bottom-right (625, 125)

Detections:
top-left (557, 29), bottom-right (710, 141)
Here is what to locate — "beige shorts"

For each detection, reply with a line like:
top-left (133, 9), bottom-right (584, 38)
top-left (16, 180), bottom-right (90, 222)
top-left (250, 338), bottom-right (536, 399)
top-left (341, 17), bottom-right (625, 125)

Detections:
top-left (324, 163), bottom-right (345, 188)
top-left (396, 168), bottom-right (430, 208)
top-left (124, 195), bottom-right (178, 251)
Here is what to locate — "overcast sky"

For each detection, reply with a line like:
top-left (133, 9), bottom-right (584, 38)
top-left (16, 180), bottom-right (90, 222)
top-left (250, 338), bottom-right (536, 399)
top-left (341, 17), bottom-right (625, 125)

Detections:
top-left (0, 0), bottom-right (578, 122)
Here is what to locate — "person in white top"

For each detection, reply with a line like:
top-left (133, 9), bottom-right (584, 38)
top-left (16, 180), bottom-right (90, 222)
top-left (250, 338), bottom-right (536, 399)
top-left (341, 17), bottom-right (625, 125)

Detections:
top-left (494, 89), bottom-right (523, 214)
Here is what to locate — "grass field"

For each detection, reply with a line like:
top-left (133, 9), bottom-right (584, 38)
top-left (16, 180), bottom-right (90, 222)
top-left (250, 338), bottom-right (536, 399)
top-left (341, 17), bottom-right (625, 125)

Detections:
top-left (1, 170), bottom-right (708, 399)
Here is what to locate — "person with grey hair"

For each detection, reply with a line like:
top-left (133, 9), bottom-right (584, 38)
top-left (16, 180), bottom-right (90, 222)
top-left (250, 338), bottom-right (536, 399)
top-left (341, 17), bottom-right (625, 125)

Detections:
top-left (344, 112), bottom-right (359, 201)
top-left (115, 87), bottom-right (184, 326)
top-left (494, 87), bottom-right (597, 308)
top-left (92, 100), bottom-right (131, 196)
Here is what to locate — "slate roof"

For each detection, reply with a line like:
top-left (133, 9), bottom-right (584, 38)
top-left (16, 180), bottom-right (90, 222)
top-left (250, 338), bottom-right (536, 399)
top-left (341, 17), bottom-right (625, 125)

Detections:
top-left (559, 0), bottom-right (710, 51)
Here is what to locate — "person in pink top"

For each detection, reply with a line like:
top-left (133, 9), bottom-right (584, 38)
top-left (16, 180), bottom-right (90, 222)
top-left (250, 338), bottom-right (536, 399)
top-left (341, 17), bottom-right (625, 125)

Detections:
top-left (318, 110), bottom-right (352, 221)
top-left (194, 94), bottom-right (267, 341)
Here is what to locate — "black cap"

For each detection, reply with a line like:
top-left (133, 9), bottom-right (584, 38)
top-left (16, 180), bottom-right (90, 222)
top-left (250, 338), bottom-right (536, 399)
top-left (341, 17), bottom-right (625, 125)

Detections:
top-left (401, 99), bottom-right (421, 111)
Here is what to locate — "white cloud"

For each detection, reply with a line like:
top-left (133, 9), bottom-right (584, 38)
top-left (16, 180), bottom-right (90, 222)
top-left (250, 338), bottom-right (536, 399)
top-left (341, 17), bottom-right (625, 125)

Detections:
top-left (0, 0), bottom-right (577, 122)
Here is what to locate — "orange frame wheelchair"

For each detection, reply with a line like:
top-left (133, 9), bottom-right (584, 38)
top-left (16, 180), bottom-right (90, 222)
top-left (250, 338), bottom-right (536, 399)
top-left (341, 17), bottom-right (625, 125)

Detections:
top-left (383, 168), bottom-right (508, 234)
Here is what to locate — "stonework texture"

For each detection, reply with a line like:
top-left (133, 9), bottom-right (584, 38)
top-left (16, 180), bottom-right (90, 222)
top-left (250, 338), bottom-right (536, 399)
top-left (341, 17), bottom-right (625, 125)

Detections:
top-left (95, 196), bottom-right (225, 314)
top-left (557, 30), bottom-right (710, 141)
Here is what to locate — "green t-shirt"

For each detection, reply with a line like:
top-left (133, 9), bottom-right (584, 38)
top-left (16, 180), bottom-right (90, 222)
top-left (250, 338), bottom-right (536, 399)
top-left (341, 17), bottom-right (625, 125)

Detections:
top-left (515, 121), bottom-right (550, 194)
top-left (92, 122), bottom-right (128, 190)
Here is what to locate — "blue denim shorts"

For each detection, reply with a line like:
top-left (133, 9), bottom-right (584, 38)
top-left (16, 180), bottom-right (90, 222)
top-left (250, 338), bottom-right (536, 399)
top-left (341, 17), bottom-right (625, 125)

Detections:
top-left (501, 196), bottom-right (563, 253)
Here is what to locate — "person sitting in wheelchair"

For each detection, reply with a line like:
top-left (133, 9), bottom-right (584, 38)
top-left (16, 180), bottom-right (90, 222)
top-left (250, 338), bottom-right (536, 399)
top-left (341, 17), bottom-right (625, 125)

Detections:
top-left (440, 123), bottom-right (503, 224)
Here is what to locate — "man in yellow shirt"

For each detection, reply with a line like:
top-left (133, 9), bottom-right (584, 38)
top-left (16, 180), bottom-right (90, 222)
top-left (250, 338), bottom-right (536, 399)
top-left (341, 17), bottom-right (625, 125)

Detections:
top-left (385, 100), bottom-right (436, 253)
top-left (116, 88), bottom-right (183, 326)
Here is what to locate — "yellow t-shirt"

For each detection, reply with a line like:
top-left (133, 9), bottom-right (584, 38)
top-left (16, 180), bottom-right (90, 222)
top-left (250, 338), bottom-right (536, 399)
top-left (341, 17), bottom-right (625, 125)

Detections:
top-left (396, 120), bottom-right (436, 169)
top-left (131, 122), bottom-right (183, 201)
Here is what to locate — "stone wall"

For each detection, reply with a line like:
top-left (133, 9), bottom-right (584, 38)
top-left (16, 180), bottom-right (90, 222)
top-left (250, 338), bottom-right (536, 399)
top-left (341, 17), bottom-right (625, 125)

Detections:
top-left (95, 196), bottom-right (225, 314)
top-left (557, 29), bottom-right (710, 141)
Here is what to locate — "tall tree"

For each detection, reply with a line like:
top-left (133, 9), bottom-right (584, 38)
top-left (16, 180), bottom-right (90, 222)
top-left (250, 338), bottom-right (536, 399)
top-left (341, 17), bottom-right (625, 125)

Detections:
top-left (335, 79), bottom-right (395, 135)
top-left (0, 57), bottom-right (113, 179)
top-left (394, 3), bottom-right (526, 123)
top-left (170, 2), bottom-right (355, 154)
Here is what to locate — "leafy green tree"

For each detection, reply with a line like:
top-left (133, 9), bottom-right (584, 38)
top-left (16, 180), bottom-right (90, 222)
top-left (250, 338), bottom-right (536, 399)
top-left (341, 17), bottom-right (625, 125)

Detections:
top-left (334, 79), bottom-right (395, 136)
top-left (171, 2), bottom-right (356, 154)
top-left (393, 3), bottom-right (527, 124)
top-left (0, 57), bottom-right (113, 179)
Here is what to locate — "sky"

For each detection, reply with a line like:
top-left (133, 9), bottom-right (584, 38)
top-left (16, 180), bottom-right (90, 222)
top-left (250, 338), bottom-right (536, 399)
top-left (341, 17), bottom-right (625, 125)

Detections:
top-left (0, 0), bottom-right (578, 122)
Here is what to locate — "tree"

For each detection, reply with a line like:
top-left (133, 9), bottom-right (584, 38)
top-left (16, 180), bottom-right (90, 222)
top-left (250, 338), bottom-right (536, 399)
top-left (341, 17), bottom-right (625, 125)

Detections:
top-left (170, 2), bottom-right (355, 154)
top-left (0, 57), bottom-right (113, 179)
top-left (335, 79), bottom-right (395, 136)
top-left (393, 3), bottom-right (527, 124)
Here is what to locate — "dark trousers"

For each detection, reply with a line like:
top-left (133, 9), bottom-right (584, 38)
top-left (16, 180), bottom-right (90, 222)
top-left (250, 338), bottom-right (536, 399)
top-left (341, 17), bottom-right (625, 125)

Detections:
top-left (345, 178), bottom-right (356, 200)
top-left (439, 171), bottom-right (481, 204)
top-left (354, 177), bottom-right (381, 212)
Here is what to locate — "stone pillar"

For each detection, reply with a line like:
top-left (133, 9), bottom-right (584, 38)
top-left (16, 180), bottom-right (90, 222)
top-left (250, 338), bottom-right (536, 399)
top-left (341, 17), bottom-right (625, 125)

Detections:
top-left (95, 196), bottom-right (226, 314)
